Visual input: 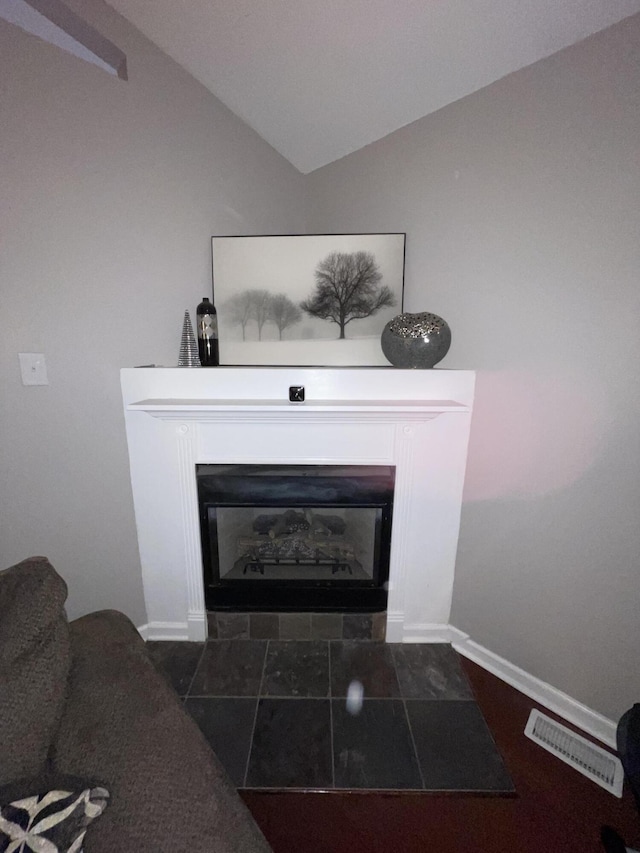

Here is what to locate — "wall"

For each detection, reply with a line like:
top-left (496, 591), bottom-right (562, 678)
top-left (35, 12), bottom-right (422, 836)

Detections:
top-left (0, 0), bottom-right (306, 624)
top-left (2, 0), bottom-right (637, 723)
top-left (306, 15), bottom-right (640, 721)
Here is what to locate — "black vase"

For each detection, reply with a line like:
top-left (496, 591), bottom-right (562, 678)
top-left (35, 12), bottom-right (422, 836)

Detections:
top-left (196, 297), bottom-right (219, 367)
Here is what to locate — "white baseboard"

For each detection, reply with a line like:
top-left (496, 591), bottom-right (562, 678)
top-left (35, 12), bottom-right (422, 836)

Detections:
top-left (400, 622), bottom-right (456, 643)
top-left (137, 621), bottom-right (190, 641)
top-left (449, 626), bottom-right (617, 749)
top-left (385, 612), bottom-right (453, 643)
top-left (187, 613), bottom-right (207, 641)
top-left (384, 613), bottom-right (404, 643)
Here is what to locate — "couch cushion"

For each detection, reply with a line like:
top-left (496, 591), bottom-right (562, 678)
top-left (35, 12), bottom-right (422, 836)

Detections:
top-left (53, 611), bottom-right (271, 853)
top-left (0, 557), bottom-right (70, 786)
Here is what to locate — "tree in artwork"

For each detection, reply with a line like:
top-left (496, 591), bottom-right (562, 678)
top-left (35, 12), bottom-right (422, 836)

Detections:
top-left (269, 293), bottom-right (302, 340)
top-left (300, 251), bottom-right (396, 339)
top-left (224, 291), bottom-right (254, 341)
top-left (247, 289), bottom-right (272, 340)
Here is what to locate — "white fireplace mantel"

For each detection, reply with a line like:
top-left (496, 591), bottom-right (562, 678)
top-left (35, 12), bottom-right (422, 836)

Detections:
top-left (121, 367), bottom-right (475, 642)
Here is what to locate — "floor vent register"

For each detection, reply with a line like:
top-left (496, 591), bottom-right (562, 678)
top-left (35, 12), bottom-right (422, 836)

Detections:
top-left (524, 709), bottom-right (624, 797)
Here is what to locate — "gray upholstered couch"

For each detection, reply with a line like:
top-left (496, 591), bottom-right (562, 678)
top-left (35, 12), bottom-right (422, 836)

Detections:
top-left (0, 557), bottom-right (272, 852)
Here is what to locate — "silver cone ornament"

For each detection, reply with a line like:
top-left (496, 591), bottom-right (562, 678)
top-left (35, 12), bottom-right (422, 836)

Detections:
top-left (177, 310), bottom-right (201, 367)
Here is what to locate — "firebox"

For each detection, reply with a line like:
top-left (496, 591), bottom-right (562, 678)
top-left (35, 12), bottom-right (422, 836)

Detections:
top-left (197, 464), bottom-right (395, 612)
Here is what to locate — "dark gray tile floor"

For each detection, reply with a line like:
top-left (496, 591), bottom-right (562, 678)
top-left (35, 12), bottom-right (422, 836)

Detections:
top-left (147, 638), bottom-right (514, 793)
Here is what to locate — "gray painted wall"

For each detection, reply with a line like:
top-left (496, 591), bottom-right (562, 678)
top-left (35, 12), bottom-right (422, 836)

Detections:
top-left (0, 1), bottom-right (306, 624)
top-left (306, 16), bottom-right (640, 721)
top-left (2, 0), bottom-right (638, 722)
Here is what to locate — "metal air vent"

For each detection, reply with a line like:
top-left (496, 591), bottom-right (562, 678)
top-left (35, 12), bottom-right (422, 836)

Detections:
top-left (525, 709), bottom-right (623, 797)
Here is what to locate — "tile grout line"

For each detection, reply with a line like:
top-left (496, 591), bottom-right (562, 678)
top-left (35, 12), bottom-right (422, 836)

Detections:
top-left (328, 639), bottom-right (335, 789)
top-left (184, 640), bottom-right (208, 700)
top-left (190, 693), bottom-right (343, 700)
top-left (402, 697), bottom-right (426, 791)
top-left (391, 642), bottom-right (426, 790)
top-left (242, 639), bottom-right (269, 789)
top-left (187, 693), bottom-right (487, 701)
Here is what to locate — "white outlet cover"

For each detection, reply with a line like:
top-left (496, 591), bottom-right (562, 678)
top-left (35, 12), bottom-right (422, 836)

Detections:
top-left (19, 352), bottom-right (48, 385)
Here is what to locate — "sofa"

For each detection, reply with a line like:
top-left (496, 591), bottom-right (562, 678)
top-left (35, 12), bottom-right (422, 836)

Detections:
top-left (0, 556), bottom-right (272, 852)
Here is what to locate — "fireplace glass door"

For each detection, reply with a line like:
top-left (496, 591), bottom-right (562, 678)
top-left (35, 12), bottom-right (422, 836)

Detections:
top-left (197, 464), bottom-right (394, 612)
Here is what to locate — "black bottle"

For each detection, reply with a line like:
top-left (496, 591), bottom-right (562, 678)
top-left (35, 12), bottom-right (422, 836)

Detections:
top-left (196, 297), bottom-right (219, 366)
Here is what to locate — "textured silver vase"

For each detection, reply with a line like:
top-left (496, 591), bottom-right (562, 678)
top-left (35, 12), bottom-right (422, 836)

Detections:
top-left (381, 312), bottom-right (451, 368)
top-left (177, 310), bottom-right (201, 367)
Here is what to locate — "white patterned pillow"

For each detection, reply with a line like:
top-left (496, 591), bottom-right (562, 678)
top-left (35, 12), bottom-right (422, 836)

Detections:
top-left (0, 786), bottom-right (108, 852)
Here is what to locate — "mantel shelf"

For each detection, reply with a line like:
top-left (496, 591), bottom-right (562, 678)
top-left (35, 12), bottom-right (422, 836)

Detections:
top-left (128, 398), bottom-right (470, 414)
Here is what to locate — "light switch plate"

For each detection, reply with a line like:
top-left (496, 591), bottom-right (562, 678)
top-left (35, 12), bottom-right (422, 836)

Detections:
top-left (19, 352), bottom-right (48, 385)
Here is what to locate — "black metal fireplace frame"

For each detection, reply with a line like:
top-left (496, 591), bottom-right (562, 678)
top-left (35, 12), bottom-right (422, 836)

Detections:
top-left (197, 464), bottom-right (394, 613)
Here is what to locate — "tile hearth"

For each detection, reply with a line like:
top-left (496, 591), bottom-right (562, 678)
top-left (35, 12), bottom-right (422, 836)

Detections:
top-left (208, 611), bottom-right (386, 641)
top-left (146, 640), bottom-right (513, 793)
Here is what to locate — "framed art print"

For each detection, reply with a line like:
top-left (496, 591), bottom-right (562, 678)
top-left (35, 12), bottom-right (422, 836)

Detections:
top-left (211, 233), bottom-right (405, 366)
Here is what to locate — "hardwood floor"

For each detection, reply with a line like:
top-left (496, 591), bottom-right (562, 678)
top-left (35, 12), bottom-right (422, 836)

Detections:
top-left (241, 657), bottom-right (640, 853)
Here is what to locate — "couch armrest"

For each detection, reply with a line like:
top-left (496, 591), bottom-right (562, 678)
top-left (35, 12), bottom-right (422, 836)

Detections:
top-left (52, 610), bottom-right (271, 853)
top-left (0, 557), bottom-right (70, 786)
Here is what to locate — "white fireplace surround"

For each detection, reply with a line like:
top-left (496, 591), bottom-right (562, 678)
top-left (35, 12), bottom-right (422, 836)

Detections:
top-left (121, 367), bottom-right (475, 642)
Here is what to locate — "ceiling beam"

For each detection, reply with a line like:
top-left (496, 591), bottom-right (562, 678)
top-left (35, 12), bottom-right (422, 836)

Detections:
top-left (0, 0), bottom-right (127, 79)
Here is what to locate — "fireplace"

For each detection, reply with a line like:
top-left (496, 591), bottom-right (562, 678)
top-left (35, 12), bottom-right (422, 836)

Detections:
top-left (120, 367), bottom-right (475, 642)
top-left (197, 464), bottom-right (394, 612)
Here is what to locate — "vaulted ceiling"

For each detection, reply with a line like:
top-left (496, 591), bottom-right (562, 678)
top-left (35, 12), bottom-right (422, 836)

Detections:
top-left (106, 0), bottom-right (640, 173)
